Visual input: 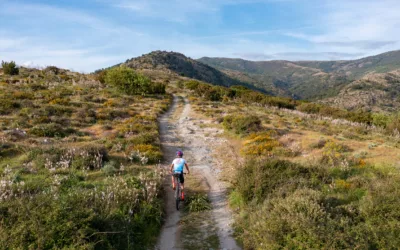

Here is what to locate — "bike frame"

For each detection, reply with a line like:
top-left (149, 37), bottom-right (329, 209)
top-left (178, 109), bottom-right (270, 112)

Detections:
top-left (173, 173), bottom-right (181, 210)
top-left (172, 172), bottom-right (187, 210)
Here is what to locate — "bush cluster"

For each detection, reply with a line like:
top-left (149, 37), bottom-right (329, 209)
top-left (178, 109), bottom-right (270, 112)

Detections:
top-left (0, 64), bottom-right (171, 248)
top-left (185, 194), bottom-right (211, 212)
top-left (297, 102), bottom-right (373, 124)
top-left (232, 157), bottom-right (400, 249)
top-left (184, 80), bottom-right (400, 129)
top-left (222, 115), bottom-right (261, 135)
top-left (105, 66), bottom-right (165, 95)
top-left (241, 132), bottom-right (282, 156)
top-left (29, 123), bottom-right (76, 137)
top-left (1, 60), bottom-right (19, 75)
top-left (0, 172), bottom-right (164, 249)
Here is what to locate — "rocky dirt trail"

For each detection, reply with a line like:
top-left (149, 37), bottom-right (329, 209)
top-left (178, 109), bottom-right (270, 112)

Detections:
top-left (155, 96), bottom-right (240, 250)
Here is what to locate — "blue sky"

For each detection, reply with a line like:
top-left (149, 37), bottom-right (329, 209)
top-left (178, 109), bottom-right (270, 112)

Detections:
top-left (1, 0), bottom-right (399, 72)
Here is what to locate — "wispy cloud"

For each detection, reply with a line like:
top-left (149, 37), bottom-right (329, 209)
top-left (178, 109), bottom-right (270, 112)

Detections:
top-left (113, 0), bottom-right (296, 23)
top-left (318, 41), bottom-right (397, 50)
top-left (283, 0), bottom-right (400, 55)
top-left (0, 2), bottom-right (138, 35)
top-left (114, 0), bottom-right (219, 23)
top-left (0, 38), bottom-right (28, 50)
top-left (0, 1), bottom-right (141, 71)
top-left (233, 51), bottom-right (365, 61)
top-left (1, 0), bottom-right (400, 71)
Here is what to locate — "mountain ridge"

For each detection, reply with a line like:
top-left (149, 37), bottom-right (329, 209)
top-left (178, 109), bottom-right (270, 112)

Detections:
top-left (121, 50), bottom-right (268, 93)
top-left (198, 50), bottom-right (400, 110)
top-left (113, 49), bottom-right (400, 112)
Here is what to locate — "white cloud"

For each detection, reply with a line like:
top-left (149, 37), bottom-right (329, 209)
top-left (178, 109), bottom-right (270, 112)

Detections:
top-left (0, 38), bottom-right (27, 50)
top-left (0, 2), bottom-right (136, 35)
top-left (1, 0), bottom-right (400, 72)
top-left (283, 0), bottom-right (400, 56)
top-left (113, 0), bottom-right (295, 23)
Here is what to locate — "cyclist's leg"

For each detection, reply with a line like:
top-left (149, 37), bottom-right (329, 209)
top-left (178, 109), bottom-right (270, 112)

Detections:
top-left (179, 173), bottom-right (185, 189)
top-left (171, 175), bottom-right (176, 189)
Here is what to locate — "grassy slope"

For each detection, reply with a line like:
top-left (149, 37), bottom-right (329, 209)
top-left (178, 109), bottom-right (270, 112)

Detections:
top-left (184, 81), bottom-right (400, 249)
top-left (320, 69), bottom-right (400, 112)
top-left (2, 57), bottom-right (400, 249)
top-left (0, 67), bottom-right (171, 249)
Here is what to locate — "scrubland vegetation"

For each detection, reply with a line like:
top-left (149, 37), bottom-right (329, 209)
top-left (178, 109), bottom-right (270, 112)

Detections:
top-left (2, 55), bottom-right (400, 249)
top-left (184, 80), bottom-right (400, 249)
top-left (0, 65), bottom-right (169, 249)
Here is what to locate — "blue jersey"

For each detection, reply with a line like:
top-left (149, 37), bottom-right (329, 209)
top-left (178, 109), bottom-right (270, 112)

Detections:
top-left (172, 158), bottom-right (186, 172)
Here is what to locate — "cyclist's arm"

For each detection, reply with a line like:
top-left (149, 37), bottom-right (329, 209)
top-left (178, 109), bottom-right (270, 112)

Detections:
top-left (185, 163), bottom-right (190, 174)
top-left (170, 163), bottom-right (174, 173)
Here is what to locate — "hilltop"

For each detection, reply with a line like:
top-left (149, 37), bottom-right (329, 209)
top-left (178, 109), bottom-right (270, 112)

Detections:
top-left (121, 51), bottom-right (269, 93)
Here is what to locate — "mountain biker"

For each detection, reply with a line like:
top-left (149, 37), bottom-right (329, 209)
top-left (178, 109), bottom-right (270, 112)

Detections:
top-left (170, 150), bottom-right (190, 200)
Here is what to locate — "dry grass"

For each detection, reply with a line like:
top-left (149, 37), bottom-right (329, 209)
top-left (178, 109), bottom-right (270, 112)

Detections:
top-left (0, 67), bottom-right (171, 249)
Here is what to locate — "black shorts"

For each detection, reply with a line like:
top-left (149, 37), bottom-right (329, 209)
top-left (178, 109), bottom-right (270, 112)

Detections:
top-left (173, 172), bottom-right (184, 184)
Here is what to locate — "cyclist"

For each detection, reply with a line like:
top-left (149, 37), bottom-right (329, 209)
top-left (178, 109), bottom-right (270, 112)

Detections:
top-left (170, 150), bottom-right (190, 200)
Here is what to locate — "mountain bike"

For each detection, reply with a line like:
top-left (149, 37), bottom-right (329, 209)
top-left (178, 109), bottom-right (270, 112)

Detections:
top-left (172, 172), bottom-right (186, 210)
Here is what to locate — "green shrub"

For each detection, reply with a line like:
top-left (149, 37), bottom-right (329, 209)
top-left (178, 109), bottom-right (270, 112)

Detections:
top-left (105, 66), bottom-right (165, 95)
top-left (0, 99), bottom-right (20, 115)
top-left (0, 178), bottom-right (163, 249)
top-left (185, 194), bottom-right (211, 212)
top-left (297, 102), bottom-right (321, 114)
top-left (372, 113), bottom-right (391, 128)
top-left (1, 60), bottom-right (19, 75)
top-left (184, 80), bottom-right (200, 90)
top-left (241, 132), bottom-right (282, 156)
top-left (204, 87), bottom-right (222, 101)
top-left (29, 123), bottom-right (75, 137)
top-left (102, 161), bottom-right (117, 176)
top-left (321, 141), bottom-right (352, 167)
top-left (232, 159), bottom-right (400, 249)
top-left (235, 159), bottom-right (327, 204)
top-left (128, 144), bottom-right (162, 164)
top-left (262, 96), bottom-right (296, 109)
top-left (242, 188), bottom-right (374, 250)
top-left (386, 115), bottom-right (400, 134)
top-left (223, 115), bottom-right (261, 135)
top-left (43, 66), bottom-right (60, 75)
top-left (93, 68), bottom-right (107, 83)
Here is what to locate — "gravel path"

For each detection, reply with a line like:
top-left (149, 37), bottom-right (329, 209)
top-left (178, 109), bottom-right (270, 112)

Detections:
top-left (155, 95), bottom-right (240, 250)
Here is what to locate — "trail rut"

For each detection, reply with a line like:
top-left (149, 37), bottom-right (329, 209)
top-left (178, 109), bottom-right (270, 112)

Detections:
top-left (155, 96), bottom-right (240, 250)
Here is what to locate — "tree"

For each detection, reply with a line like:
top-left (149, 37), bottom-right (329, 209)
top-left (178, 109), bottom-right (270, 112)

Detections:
top-left (1, 61), bottom-right (19, 75)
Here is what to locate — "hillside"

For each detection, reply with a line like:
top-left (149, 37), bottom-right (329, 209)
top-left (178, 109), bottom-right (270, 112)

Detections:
top-left (320, 69), bottom-right (400, 112)
top-left (198, 50), bottom-right (400, 109)
top-left (122, 51), bottom-right (266, 93)
top-left (2, 57), bottom-right (400, 249)
top-left (296, 50), bottom-right (400, 76)
top-left (198, 57), bottom-right (350, 100)
top-left (182, 80), bottom-right (400, 249)
top-left (0, 66), bottom-right (170, 249)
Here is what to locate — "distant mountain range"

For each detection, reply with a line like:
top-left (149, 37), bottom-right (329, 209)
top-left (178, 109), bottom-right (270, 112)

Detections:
top-left (120, 50), bottom-right (400, 112)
